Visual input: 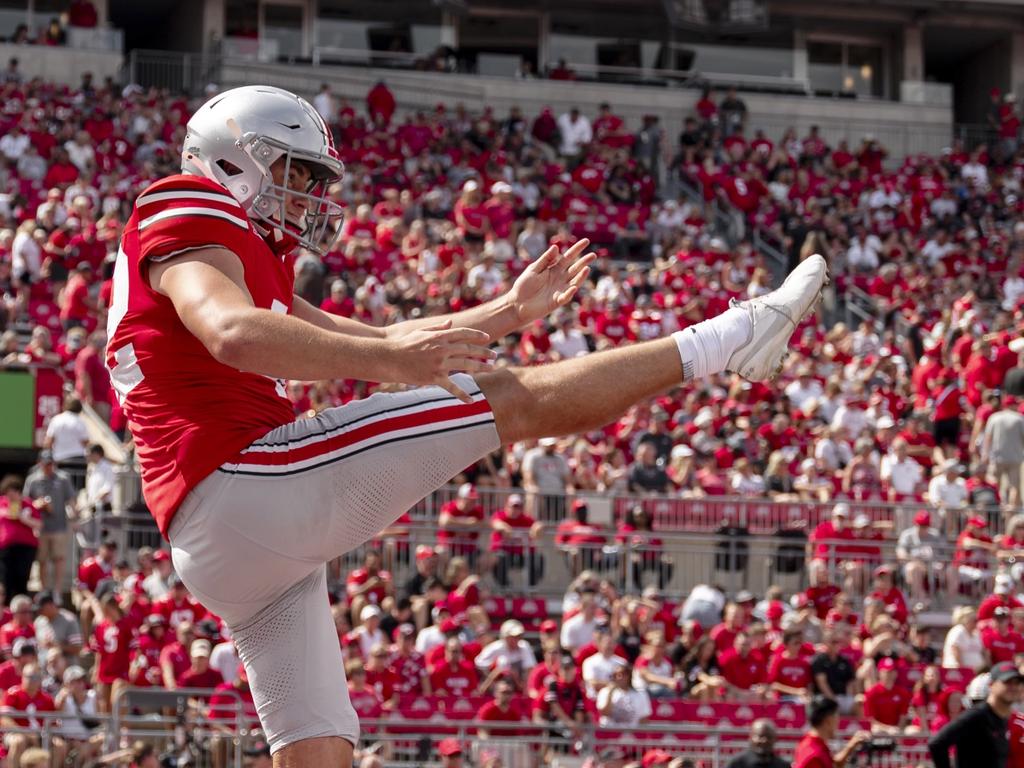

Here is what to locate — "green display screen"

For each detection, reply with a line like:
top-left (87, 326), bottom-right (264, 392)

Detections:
top-left (0, 371), bottom-right (36, 449)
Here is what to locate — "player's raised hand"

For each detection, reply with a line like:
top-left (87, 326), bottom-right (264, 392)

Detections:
top-left (386, 319), bottom-right (495, 403)
top-left (507, 238), bottom-right (595, 326)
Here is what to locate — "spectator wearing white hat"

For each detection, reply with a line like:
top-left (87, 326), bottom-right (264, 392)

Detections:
top-left (522, 437), bottom-right (572, 520)
top-left (896, 510), bottom-right (948, 603)
top-left (353, 605), bottom-right (387, 660)
top-left (475, 620), bottom-right (536, 693)
top-left (54, 664), bottom-right (102, 759)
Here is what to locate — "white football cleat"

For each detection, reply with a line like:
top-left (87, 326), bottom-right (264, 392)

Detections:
top-left (726, 254), bottom-right (828, 382)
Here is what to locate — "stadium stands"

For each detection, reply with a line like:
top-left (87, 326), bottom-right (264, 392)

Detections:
top-left (3, 69), bottom-right (1024, 766)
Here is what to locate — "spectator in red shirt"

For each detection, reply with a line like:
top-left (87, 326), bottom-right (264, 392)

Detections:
top-left (710, 603), bottom-right (747, 652)
top-left (346, 549), bottom-right (394, 621)
top-left (868, 566), bottom-right (909, 626)
top-left (160, 621), bottom-right (195, 690)
top-left (437, 483), bottom-right (485, 560)
top-left (363, 642), bottom-right (399, 710)
top-left (207, 662), bottom-right (257, 727)
top-left (554, 499), bottom-right (607, 575)
top-left (176, 639), bottom-right (224, 695)
top-left (476, 679), bottom-right (527, 739)
top-left (1, 662), bottom-right (66, 766)
top-left (0, 595), bottom-right (36, 657)
top-left (804, 563), bottom-right (842, 620)
top-left (129, 614), bottom-right (168, 688)
top-left (429, 637), bottom-right (479, 698)
top-left (90, 594), bottom-right (133, 713)
top-left (388, 623), bottom-right (429, 696)
top-left (864, 658), bottom-right (912, 733)
top-left (808, 503), bottom-right (855, 569)
top-left (0, 475), bottom-right (41, 600)
top-left (59, 262), bottom-right (95, 330)
top-left (318, 280), bottom-right (353, 317)
top-left (979, 574), bottom-right (1024, 623)
top-left (152, 574), bottom-right (206, 631)
top-left (489, 493), bottom-right (544, 587)
top-left (531, 653), bottom-right (587, 745)
top-left (74, 330), bottom-right (112, 422)
top-left (768, 629), bottom-right (812, 702)
top-left (0, 639), bottom-right (36, 691)
top-left (718, 630), bottom-right (767, 701)
top-left (345, 659), bottom-right (384, 721)
top-left (366, 81), bottom-right (396, 127)
top-left (981, 607), bottom-right (1024, 665)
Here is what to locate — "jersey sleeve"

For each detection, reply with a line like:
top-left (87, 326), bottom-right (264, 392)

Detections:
top-left (133, 176), bottom-right (253, 263)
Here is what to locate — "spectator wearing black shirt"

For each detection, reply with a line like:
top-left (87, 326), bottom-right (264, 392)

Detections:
top-left (726, 719), bottom-right (791, 768)
top-left (628, 444), bottom-right (672, 494)
top-left (928, 661), bottom-right (1023, 768)
top-left (810, 632), bottom-right (856, 715)
top-left (719, 87), bottom-right (748, 137)
top-left (633, 407), bottom-right (674, 465)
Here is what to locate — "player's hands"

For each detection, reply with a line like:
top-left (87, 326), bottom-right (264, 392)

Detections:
top-left (385, 320), bottom-right (495, 403)
top-left (507, 238), bottom-right (594, 326)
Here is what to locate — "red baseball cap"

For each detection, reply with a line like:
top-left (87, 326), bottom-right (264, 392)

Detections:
top-left (878, 658), bottom-right (897, 671)
top-left (913, 510), bottom-right (931, 526)
top-left (415, 545), bottom-right (436, 562)
top-left (766, 602), bottom-right (785, 622)
top-left (540, 619), bottom-right (558, 633)
top-left (438, 738), bottom-right (463, 757)
top-left (153, 550), bottom-right (171, 562)
top-left (440, 618), bottom-right (460, 634)
top-left (967, 515), bottom-right (988, 529)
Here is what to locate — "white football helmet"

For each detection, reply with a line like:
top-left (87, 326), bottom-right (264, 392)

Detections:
top-left (181, 85), bottom-right (345, 253)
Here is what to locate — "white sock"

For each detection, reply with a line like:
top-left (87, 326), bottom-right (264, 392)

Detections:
top-left (672, 306), bottom-right (752, 381)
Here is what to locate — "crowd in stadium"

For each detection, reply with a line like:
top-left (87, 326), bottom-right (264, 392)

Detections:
top-left (3, 67), bottom-right (1024, 766)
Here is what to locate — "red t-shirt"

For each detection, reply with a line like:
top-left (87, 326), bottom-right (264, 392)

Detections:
top-left (0, 661), bottom-right (20, 691)
top-left (719, 648), bottom-right (765, 690)
top-left (60, 273), bottom-right (91, 322)
top-left (388, 651), bottom-right (426, 695)
top-left (0, 498), bottom-right (40, 549)
top-left (793, 733), bottom-right (833, 768)
top-left (77, 556), bottom-right (113, 592)
top-left (177, 667), bottom-right (224, 691)
top-left (106, 174), bottom-right (300, 537)
top-left (429, 661), bottom-right (479, 697)
top-left (159, 641), bottom-right (192, 683)
top-left (981, 626), bottom-right (1024, 663)
top-left (130, 633), bottom-right (166, 687)
top-left (489, 510), bottom-right (536, 553)
top-left (1009, 711), bottom-right (1024, 768)
top-left (345, 568), bottom-right (393, 605)
top-left (864, 682), bottom-right (911, 726)
top-left (710, 623), bottom-right (741, 653)
top-left (476, 700), bottom-right (527, 734)
top-left (364, 665), bottom-right (400, 701)
top-left (1, 686), bottom-right (56, 728)
top-left (767, 653), bottom-right (811, 691)
top-left (151, 594), bottom-right (206, 630)
top-left (91, 617), bottom-right (134, 683)
top-left (207, 682), bottom-right (258, 725)
top-left (805, 584), bottom-right (841, 620)
top-left (437, 501), bottom-right (484, 547)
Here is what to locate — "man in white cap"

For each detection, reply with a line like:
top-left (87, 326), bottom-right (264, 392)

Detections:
top-left (880, 438), bottom-right (924, 502)
top-left (474, 619), bottom-right (536, 692)
top-left (785, 366), bottom-right (823, 411)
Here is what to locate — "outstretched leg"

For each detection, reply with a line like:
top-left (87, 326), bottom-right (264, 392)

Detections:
top-left (479, 254), bottom-right (826, 444)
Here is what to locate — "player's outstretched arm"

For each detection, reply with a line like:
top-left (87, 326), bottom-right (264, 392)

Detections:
top-left (151, 247), bottom-right (496, 402)
top-left (387, 238), bottom-right (594, 341)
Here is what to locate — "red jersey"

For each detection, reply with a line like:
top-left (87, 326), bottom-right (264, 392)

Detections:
top-left (0, 622), bottom-right (34, 656)
top-left (1, 686), bottom-right (56, 729)
top-left (130, 633), bottom-right (167, 687)
top-left (364, 665), bottom-right (400, 701)
top-left (152, 594), bottom-right (206, 630)
top-left (91, 617), bottom-right (134, 683)
top-left (429, 661), bottom-right (479, 697)
top-left (978, 594), bottom-right (1024, 622)
top-left (77, 555), bottom-right (113, 592)
top-left (105, 174), bottom-right (297, 537)
top-left (388, 651), bottom-right (427, 695)
top-left (864, 682), bottom-right (911, 726)
top-left (476, 700), bottom-right (527, 733)
top-left (345, 568), bottom-right (393, 605)
top-left (805, 584), bottom-right (841, 620)
top-left (159, 641), bottom-right (192, 683)
top-left (177, 667), bottom-right (224, 691)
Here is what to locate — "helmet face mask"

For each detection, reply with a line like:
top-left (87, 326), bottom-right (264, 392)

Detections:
top-left (182, 85), bottom-right (345, 255)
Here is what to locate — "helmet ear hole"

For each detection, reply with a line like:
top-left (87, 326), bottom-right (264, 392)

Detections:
top-left (216, 159), bottom-right (244, 177)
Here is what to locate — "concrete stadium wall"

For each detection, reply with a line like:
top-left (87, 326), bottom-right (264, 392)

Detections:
top-left (5, 43), bottom-right (122, 85)
top-left (221, 60), bottom-right (954, 160)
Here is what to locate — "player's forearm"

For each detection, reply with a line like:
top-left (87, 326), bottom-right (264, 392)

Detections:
top-left (215, 306), bottom-right (395, 382)
top-left (388, 295), bottom-right (519, 342)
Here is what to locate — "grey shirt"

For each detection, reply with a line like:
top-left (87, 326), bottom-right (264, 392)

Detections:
top-left (984, 409), bottom-right (1024, 464)
top-left (896, 525), bottom-right (944, 561)
top-left (22, 468), bottom-right (74, 533)
top-left (34, 609), bottom-right (83, 653)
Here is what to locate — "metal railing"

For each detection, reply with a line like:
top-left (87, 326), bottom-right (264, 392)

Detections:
top-left (127, 49), bottom-right (223, 95)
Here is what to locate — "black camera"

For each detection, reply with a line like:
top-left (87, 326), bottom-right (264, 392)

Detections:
top-left (856, 736), bottom-right (896, 755)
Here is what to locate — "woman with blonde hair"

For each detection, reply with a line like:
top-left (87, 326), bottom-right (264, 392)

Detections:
top-left (942, 607), bottom-right (983, 671)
